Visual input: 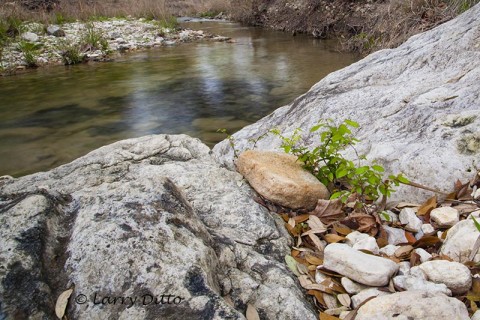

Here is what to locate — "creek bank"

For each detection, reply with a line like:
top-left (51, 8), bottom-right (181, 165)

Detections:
top-left (0, 18), bottom-right (231, 73)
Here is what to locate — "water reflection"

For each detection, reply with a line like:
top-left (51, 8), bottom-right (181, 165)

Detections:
top-left (0, 21), bottom-right (358, 177)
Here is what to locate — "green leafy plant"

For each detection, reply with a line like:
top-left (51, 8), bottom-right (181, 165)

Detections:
top-left (17, 40), bottom-right (42, 68)
top-left (155, 16), bottom-right (178, 31)
top-left (271, 119), bottom-right (409, 205)
top-left (56, 40), bottom-right (86, 65)
top-left (81, 22), bottom-right (109, 53)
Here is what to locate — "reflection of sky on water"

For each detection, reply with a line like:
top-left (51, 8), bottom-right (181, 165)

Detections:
top-left (0, 21), bottom-right (359, 176)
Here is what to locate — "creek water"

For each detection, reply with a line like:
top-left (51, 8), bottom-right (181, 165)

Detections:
top-left (0, 20), bottom-right (358, 177)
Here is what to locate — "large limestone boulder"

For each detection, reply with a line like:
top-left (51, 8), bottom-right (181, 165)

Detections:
top-left (236, 150), bottom-right (329, 210)
top-left (213, 4), bottom-right (480, 202)
top-left (0, 135), bottom-right (316, 319)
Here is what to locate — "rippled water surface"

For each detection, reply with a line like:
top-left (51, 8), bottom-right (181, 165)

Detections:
top-left (0, 20), bottom-right (359, 177)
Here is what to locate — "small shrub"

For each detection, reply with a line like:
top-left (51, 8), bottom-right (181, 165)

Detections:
top-left (271, 120), bottom-right (409, 205)
top-left (6, 16), bottom-right (24, 38)
top-left (17, 40), bottom-right (41, 67)
top-left (81, 22), bottom-right (109, 53)
top-left (155, 16), bottom-right (178, 30)
top-left (56, 40), bottom-right (86, 65)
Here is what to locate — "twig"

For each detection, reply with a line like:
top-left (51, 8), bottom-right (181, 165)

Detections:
top-left (402, 180), bottom-right (450, 196)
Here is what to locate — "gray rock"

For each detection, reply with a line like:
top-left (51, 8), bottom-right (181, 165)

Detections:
top-left (399, 208), bottom-right (423, 232)
top-left (421, 223), bottom-right (435, 234)
top-left (383, 225), bottom-right (408, 245)
top-left (414, 248), bottom-right (432, 262)
top-left (393, 275), bottom-right (452, 295)
top-left (430, 207), bottom-right (459, 227)
top-left (345, 231), bottom-right (379, 254)
top-left (351, 288), bottom-right (390, 308)
top-left (356, 291), bottom-right (470, 320)
top-left (397, 261), bottom-right (411, 275)
top-left (340, 277), bottom-right (368, 295)
top-left (46, 25), bottom-right (65, 37)
top-left (440, 217), bottom-right (480, 262)
top-left (0, 135), bottom-right (316, 319)
top-left (418, 260), bottom-right (472, 294)
top-left (213, 4), bottom-right (480, 203)
top-left (323, 243), bottom-right (399, 286)
top-left (21, 32), bottom-right (38, 42)
top-left (379, 244), bottom-right (400, 256)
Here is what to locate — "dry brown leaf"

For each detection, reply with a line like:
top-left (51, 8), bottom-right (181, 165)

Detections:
top-left (337, 294), bottom-right (351, 308)
top-left (324, 234), bottom-right (345, 244)
top-left (319, 312), bottom-right (341, 320)
top-left (291, 249), bottom-right (300, 257)
top-left (309, 199), bottom-right (345, 224)
top-left (410, 251), bottom-right (421, 267)
top-left (417, 196), bottom-right (437, 216)
top-left (55, 288), bottom-right (73, 319)
top-left (280, 213), bottom-right (289, 222)
top-left (288, 218), bottom-right (296, 228)
top-left (388, 278), bottom-right (396, 293)
top-left (451, 203), bottom-right (479, 215)
top-left (332, 224), bottom-right (352, 236)
top-left (405, 231), bottom-right (416, 244)
top-left (306, 254), bottom-right (324, 266)
top-left (320, 278), bottom-right (346, 294)
top-left (309, 233), bottom-right (326, 251)
top-left (397, 202), bottom-right (421, 209)
top-left (246, 304), bottom-right (260, 320)
top-left (294, 214), bottom-right (311, 223)
top-left (292, 246), bottom-right (314, 253)
top-left (376, 227), bottom-right (389, 248)
top-left (299, 275), bottom-right (314, 288)
top-left (413, 235), bottom-right (441, 249)
top-left (342, 213), bottom-right (378, 236)
top-left (305, 283), bottom-right (332, 293)
top-left (308, 289), bottom-right (327, 307)
top-left (297, 263), bottom-right (310, 275)
top-left (308, 215), bottom-right (327, 232)
top-left (394, 245), bottom-right (414, 259)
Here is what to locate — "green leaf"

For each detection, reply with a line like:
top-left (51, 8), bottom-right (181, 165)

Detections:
top-left (381, 212), bottom-right (391, 221)
top-left (336, 167), bottom-right (349, 178)
top-left (396, 174), bottom-right (410, 184)
top-left (310, 124), bottom-right (323, 132)
top-left (285, 255), bottom-right (301, 276)
top-left (355, 166), bottom-right (369, 175)
top-left (330, 191), bottom-right (343, 199)
top-left (345, 119), bottom-right (359, 128)
top-left (472, 215), bottom-right (480, 232)
top-left (372, 165), bottom-right (384, 172)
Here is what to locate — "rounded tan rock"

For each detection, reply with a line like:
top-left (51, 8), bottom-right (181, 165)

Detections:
top-left (236, 150), bottom-right (329, 210)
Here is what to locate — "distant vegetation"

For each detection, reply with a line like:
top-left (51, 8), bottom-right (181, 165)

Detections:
top-left (0, 0), bottom-right (478, 56)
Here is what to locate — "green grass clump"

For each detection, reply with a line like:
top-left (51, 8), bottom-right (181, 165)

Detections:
top-left (17, 40), bottom-right (42, 68)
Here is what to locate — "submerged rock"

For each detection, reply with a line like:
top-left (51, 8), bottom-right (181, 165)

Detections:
top-left (0, 135), bottom-right (316, 319)
top-left (213, 4), bottom-right (480, 202)
top-left (236, 150), bottom-right (329, 210)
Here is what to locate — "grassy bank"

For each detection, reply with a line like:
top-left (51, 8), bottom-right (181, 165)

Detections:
top-left (1, 0), bottom-right (478, 57)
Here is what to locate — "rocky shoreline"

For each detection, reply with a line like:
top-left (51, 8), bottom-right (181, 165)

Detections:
top-left (0, 17), bottom-right (231, 74)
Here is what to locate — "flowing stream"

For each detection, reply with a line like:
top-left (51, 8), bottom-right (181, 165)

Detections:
top-left (0, 20), bottom-right (359, 177)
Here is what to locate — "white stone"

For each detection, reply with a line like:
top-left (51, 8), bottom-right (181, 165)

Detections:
top-left (352, 236), bottom-right (380, 254)
top-left (414, 248), bottom-right (432, 262)
top-left (393, 275), bottom-right (451, 296)
top-left (356, 291), bottom-right (470, 320)
top-left (418, 260), bottom-right (472, 294)
top-left (421, 223), bottom-right (435, 234)
top-left (21, 32), bottom-right (39, 42)
top-left (399, 208), bottom-right (423, 232)
top-left (324, 243), bottom-right (399, 286)
top-left (352, 288), bottom-right (390, 308)
top-left (345, 231), bottom-right (369, 245)
top-left (398, 261), bottom-right (411, 275)
top-left (440, 218), bottom-right (480, 263)
top-left (379, 244), bottom-right (399, 256)
top-left (472, 310), bottom-right (480, 320)
top-left (409, 266), bottom-right (427, 280)
top-left (341, 277), bottom-right (368, 295)
top-left (383, 226), bottom-right (408, 245)
top-left (430, 207), bottom-right (459, 227)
